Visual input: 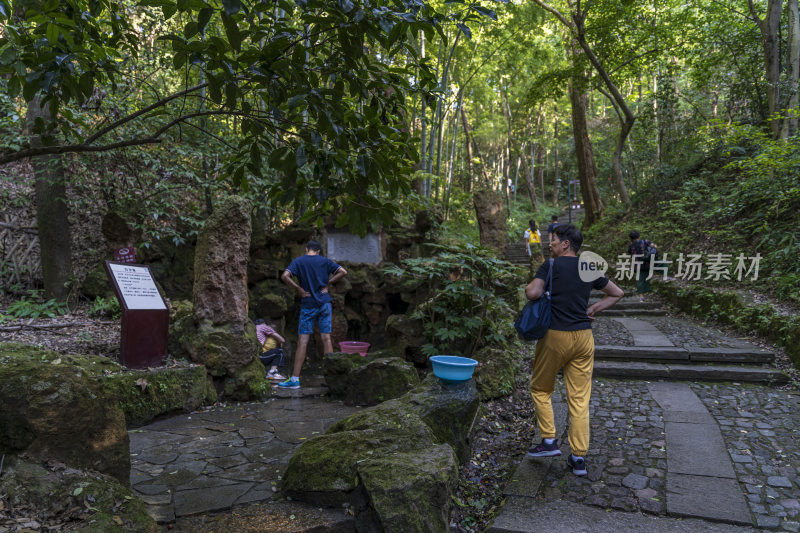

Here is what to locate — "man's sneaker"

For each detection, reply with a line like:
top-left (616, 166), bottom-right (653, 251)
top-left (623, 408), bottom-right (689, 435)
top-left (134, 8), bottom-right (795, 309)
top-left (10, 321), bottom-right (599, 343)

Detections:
top-left (567, 454), bottom-right (588, 476)
top-left (267, 370), bottom-right (286, 381)
top-left (527, 439), bottom-right (562, 457)
top-left (277, 378), bottom-right (300, 389)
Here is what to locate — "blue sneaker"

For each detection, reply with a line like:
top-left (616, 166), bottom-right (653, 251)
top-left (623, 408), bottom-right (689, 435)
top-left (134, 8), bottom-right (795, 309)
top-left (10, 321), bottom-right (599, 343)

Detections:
top-left (527, 439), bottom-right (562, 457)
top-left (277, 378), bottom-right (300, 389)
top-left (567, 454), bottom-right (588, 476)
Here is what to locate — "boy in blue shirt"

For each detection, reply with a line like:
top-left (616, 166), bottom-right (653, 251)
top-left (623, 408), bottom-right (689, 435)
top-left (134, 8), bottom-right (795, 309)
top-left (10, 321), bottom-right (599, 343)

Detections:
top-left (278, 240), bottom-right (348, 388)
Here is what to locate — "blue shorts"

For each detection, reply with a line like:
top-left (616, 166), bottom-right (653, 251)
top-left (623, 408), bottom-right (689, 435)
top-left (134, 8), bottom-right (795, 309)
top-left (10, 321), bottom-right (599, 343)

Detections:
top-left (298, 303), bottom-right (332, 335)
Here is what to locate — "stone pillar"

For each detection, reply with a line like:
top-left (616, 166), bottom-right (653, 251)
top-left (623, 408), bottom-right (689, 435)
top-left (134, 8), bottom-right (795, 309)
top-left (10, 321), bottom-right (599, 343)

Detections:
top-left (177, 196), bottom-right (265, 400)
top-left (472, 189), bottom-right (508, 255)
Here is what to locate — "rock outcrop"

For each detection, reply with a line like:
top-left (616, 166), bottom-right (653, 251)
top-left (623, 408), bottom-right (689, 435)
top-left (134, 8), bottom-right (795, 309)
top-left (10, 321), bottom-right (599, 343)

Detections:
top-left (322, 352), bottom-right (420, 406)
top-left (172, 197), bottom-right (266, 400)
top-left (282, 375), bottom-right (479, 531)
top-left (0, 343), bottom-right (130, 484)
top-left (0, 456), bottom-right (158, 533)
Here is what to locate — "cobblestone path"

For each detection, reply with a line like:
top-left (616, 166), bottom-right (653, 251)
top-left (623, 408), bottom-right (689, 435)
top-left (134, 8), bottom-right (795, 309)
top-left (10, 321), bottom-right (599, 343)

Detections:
top-left (490, 299), bottom-right (798, 532)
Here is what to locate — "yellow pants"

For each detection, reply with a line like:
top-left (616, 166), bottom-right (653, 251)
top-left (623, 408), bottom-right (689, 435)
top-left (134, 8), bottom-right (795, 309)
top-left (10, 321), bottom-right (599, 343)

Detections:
top-left (529, 328), bottom-right (594, 456)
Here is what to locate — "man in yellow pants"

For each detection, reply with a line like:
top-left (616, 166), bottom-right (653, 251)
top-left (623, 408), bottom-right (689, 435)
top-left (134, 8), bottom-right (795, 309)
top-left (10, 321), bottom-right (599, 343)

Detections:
top-left (524, 224), bottom-right (623, 476)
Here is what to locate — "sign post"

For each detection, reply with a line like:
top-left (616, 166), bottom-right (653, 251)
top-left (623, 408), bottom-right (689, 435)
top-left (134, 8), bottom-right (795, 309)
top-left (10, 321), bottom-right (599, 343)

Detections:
top-left (104, 261), bottom-right (169, 369)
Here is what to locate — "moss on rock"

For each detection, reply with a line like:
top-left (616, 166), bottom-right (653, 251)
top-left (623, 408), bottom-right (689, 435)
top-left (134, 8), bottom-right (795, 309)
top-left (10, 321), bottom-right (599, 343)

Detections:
top-left (323, 354), bottom-right (419, 406)
top-left (81, 262), bottom-right (113, 299)
top-left (102, 365), bottom-right (209, 426)
top-left (282, 372), bottom-right (479, 526)
top-left (355, 445), bottom-right (458, 533)
top-left (472, 345), bottom-right (521, 401)
top-left (0, 343), bottom-right (130, 483)
top-left (282, 420), bottom-right (436, 507)
top-left (0, 456), bottom-right (157, 533)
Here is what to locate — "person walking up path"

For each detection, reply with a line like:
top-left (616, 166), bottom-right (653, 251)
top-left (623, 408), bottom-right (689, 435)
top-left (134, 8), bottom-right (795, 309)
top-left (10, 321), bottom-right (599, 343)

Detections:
top-left (524, 224), bottom-right (623, 476)
top-left (279, 240), bottom-right (347, 389)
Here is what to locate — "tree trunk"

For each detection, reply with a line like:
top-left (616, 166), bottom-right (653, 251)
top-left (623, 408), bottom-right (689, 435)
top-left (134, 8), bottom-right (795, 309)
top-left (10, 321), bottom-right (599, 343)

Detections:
top-left (26, 97), bottom-right (72, 301)
top-left (460, 102), bottom-right (475, 188)
top-left (553, 118), bottom-right (560, 206)
top-left (568, 76), bottom-right (604, 226)
top-left (748, 0), bottom-right (784, 138)
top-left (524, 143), bottom-right (538, 208)
top-left (573, 27), bottom-right (632, 209)
top-left (534, 142), bottom-right (544, 208)
top-left (782, 0), bottom-right (800, 138)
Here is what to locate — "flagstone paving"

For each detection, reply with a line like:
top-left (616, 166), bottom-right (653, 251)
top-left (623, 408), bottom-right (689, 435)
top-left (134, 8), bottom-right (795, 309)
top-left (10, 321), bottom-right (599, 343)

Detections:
top-left (128, 397), bottom-right (360, 523)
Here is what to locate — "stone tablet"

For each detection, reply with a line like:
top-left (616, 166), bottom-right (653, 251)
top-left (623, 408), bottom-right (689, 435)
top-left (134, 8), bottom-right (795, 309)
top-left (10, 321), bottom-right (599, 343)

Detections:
top-left (107, 263), bottom-right (166, 310)
top-left (326, 231), bottom-right (382, 264)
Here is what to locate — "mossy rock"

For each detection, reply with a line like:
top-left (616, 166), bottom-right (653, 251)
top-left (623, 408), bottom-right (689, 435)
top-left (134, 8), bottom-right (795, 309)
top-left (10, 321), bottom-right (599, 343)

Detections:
top-left (249, 280), bottom-right (292, 318)
top-left (400, 375), bottom-right (480, 463)
top-left (323, 354), bottom-right (420, 406)
top-left (174, 318), bottom-right (261, 376)
top-left (283, 375), bottom-right (477, 530)
top-left (102, 364), bottom-right (210, 426)
top-left (223, 356), bottom-right (270, 401)
top-left (282, 421), bottom-right (436, 507)
top-left (0, 343), bottom-right (130, 483)
top-left (354, 444), bottom-right (458, 533)
top-left (0, 456), bottom-right (157, 533)
top-left (81, 262), bottom-right (113, 299)
top-left (472, 345), bottom-right (520, 401)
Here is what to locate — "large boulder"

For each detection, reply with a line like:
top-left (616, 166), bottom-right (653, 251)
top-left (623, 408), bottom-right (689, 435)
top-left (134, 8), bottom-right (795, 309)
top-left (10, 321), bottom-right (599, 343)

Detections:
top-left (0, 456), bottom-right (158, 533)
top-left (323, 352), bottom-right (419, 406)
top-left (0, 343), bottom-right (130, 484)
top-left (282, 412), bottom-right (437, 506)
top-left (353, 445), bottom-right (458, 533)
top-left (282, 374), bottom-right (479, 530)
top-left (471, 345), bottom-right (521, 401)
top-left (401, 375), bottom-right (480, 463)
top-left (102, 364), bottom-right (213, 426)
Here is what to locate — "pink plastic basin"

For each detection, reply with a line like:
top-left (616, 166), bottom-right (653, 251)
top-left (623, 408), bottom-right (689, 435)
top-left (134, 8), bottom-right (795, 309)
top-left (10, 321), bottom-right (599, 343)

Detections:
top-left (339, 341), bottom-right (371, 357)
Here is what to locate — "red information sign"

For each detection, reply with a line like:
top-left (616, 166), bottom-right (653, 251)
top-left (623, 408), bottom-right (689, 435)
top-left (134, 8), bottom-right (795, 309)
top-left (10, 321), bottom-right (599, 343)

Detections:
top-left (104, 261), bottom-right (169, 369)
top-left (114, 246), bottom-right (136, 263)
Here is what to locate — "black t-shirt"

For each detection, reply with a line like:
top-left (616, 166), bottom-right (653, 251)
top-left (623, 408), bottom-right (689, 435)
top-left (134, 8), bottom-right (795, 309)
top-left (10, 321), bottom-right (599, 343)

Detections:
top-left (535, 256), bottom-right (610, 331)
top-left (547, 222), bottom-right (560, 234)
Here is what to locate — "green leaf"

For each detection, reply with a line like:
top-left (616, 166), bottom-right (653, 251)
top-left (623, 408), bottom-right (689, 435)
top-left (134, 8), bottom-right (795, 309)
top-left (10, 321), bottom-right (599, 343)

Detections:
top-left (46, 23), bottom-right (60, 45)
top-left (184, 21), bottom-right (199, 39)
top-left (222, 14), bottom-right (242, 52)
top-left (197, 7), bottom-right (213, 34)
top-left (162, 1), bottom-right (178, 19)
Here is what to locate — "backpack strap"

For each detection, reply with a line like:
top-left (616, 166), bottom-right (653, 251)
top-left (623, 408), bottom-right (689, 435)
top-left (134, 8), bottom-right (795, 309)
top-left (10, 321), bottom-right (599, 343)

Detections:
top-left (544, 258), bottom-right (554, 298)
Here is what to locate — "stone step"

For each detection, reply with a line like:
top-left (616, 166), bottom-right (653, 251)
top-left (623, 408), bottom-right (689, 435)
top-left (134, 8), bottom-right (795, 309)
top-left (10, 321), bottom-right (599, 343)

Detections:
top-left (593, 361), bottom-right (787, 384)
top-left (589, 299), bottom-right (663, 310)
top-left (594, 345), bottom-right (775, 364)
top-left (601, 308), bottom-right (668, 317)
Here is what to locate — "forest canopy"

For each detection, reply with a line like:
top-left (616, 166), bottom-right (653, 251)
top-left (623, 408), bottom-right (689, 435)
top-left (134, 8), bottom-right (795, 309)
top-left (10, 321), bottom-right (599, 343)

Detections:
top-left (1, 0), bottom-right (798, 299)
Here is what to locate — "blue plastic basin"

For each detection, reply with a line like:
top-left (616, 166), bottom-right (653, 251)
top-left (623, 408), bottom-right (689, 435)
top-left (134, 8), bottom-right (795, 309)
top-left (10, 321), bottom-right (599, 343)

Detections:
top-left (430, 355), bottom-right (478, 384)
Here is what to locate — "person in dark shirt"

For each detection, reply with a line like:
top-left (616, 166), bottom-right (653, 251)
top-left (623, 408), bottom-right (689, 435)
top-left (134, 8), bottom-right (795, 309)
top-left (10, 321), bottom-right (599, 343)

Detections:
top-left (627, 230), bottom-right (657, 301)
top-left (279, 240), bottom-right (348, 389)
top-left (547, 215), bottom-right (561, 240)
top-left (524, 224), bottom-right (623, 476)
